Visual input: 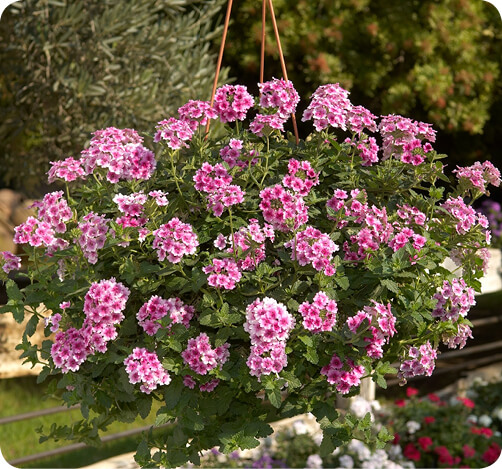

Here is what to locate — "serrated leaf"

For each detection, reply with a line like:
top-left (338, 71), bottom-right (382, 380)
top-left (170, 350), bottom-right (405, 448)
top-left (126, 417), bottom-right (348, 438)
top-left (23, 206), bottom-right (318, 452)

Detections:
top-left (381, 279), bottom-right (399, 293)
top-left (266, 387), bottom-right (282, 409)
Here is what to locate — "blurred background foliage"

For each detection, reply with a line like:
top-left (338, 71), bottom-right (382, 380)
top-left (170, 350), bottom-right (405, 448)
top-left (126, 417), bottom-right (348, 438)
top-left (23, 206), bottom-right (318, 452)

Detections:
top-left (224, 0), bottom-right (502, 170)
top-left (0, 0), bottom-right (227, 194)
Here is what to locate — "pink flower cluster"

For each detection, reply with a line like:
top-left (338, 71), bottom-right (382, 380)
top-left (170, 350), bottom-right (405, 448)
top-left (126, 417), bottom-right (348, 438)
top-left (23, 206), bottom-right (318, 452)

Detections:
top-left (220, 139), bottom-right (256, 169)
top-left (51, 278), bottom-right (129, 373)
top-left (379, 114), bottom-right (436, 165)
top-left (193, 162), bottom-right (245, 216)
top-left (320, 353), bottom-right (366, 394)
top-left (81, 127), bottom-right (156, 182)
top-left (244, 297), bottom-right (295, 380)
top-left (213, 84), bottom-right (254, 123)
top-left (31, 191), bottom-right (72, 233)
top-left (326, 188), bottom-right (368, 227)
top-left (299, 291), bottom-right (338, 333)
top-left (453, 161), bottom-right (501, 194)
top-left (81, 278), bottom-right (130, 351)
top-left (259, 184), bottom-right (308, 232)
top-left (398, 341), bottom-right (438, 380)
top-left (397, 204), bottom-right (427, 226)
top-left (154, 117), bottom-right (194, 150)
top-left (77, 212), bottom-right (109, 264)
top-left (442, 323), bottom-right (473, 350)
top-left (346, 302), bottom-right (397, 359)
top-left (441, 196), bottom-right (488, 235)
top-left (113, 192), bottom-right (148, 227)
top-left (346, 105), bottom-right (378, 134)
top-left (178, 100), bottom-right (217, 130)
top-left (181, 333), bottom-right (230, 375)
top-left (203, 258), bottom-right (242, 290)
top-left (258, 78), bottom-right (300, 119)
top-left (137, 296), bottom-right (194, 336)
top-left (285, 226), bottom-right (338, 276)
top-left (249, 113), bottom-right (286, 137)
top-left (302, 83), bottom-right (352, 131)
top-left (353, 136), bottom-right (379, 166)
top-left (432, 278), bottom-right (476, 322)
top-left (148, 190), bottom-right (169, 207)
top-left (230, 219), bottom-right (275, 271)
top-left (14, 216), bottom-right (56, 248)
top-left (152, 218), bottom-right (198, 263)
top-left (124, 347), bottom-right (171, 394)
top-left (48, 157), bottom-right (86, 184)
top-left (0, 251), bottom-right (21, 274)
top-left (388, 228), bottom-right (426, 252)
top-left (282, 159), bottom-right (319, 196)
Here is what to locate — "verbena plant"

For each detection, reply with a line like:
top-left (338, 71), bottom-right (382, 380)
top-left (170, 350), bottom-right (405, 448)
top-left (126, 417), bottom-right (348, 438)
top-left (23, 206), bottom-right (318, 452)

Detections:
top-left (0, 80), bottom-right (499, 468)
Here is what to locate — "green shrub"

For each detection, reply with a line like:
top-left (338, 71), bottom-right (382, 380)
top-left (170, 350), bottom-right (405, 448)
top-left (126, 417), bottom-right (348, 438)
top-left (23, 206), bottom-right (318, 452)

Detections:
top-left (224, 0), bottom-right (502, 165)
top-left (0, 0), bottom-right (227, 193)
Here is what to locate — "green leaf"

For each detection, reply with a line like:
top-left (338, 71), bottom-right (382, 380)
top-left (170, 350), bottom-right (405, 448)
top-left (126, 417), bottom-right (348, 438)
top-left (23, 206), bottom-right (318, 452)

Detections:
top-left (381, 279), bottom-right (399, 294)
top-left (24, 314), bottom-right (39, 337)
top-left (165, 379), bottom-right (183, 410)
top-left (305, 347), bottom-right (319, 364)
top-left (335, 276), bottom-right (350, 290)
top-left (266, 387), bottom-right (282, 409)
top-left (137, 397), bottom-right (152, 419)
top-left (6, 279), bottom-right (23, 301)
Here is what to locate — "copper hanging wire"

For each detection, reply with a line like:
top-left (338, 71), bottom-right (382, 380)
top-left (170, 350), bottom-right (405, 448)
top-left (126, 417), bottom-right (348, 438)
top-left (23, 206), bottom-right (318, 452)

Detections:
top-left (207, 0), bottom-right (299, 145)
top-left (266, 0), bottom-right (299, 144)
top-left (205, 0), bottom-right (233, 137)
top-left (260, 0), bottom-right (267, 85)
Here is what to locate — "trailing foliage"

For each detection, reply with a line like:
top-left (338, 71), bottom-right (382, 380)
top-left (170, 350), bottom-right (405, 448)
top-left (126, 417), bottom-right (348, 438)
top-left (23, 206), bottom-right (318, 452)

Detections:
top-left (0, 79), bottom-right (499, 467)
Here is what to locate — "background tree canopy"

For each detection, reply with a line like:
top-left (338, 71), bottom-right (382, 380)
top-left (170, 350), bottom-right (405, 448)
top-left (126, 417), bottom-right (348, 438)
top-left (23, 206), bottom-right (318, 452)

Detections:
top-left (223, 0), bottom-right (502, 172)
top-left (0, 0), bottom-right (227, 194)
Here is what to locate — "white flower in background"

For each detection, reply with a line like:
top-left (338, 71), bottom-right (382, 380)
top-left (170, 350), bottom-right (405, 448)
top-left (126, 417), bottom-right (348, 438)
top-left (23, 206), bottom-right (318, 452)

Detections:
top-left (348, 439), bottom-right (371, 460)
top-left (494, 407), bottom-right (502, 421)
top-left (479, 414), bottom-right (493, 427)
top-left (467, 414), bottom-right (478, 424)
top-left (401, 462), bottom-right (416, 469)
top-left (313, 432), bottom-right (323, 446)
top-left (388, 444), bottom-right (403, 459)
top-left (371, 400), bottom-right (381, 412)
top-left (338, 454), bottom-right (354, 469)
top-left (350, 396), bottom-right (374, 420)
top-left (306, 454), bottom-right (323, 468)
top-left (292, 419), bottom-right (309, 435)
top-left (406, 420), bottom-right (421, 434)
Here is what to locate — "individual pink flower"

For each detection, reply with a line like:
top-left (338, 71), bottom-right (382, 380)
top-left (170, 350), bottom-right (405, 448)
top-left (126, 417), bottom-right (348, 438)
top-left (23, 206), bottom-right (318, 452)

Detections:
top-left (259, 184), bottom-right (308, 232)
top-left (152, 218), bottom-right (198, 263)
top-left (124, 347), bottom-right (171, 394)
top-left (284, 226), bottom-right (338, 276)
top-left (299, 291), bottom-right (337, 333)
top-left (282, 159), bottom-right (319, 196)
top-left (154, 117), bottom-right (194, 150)
top-left (203, 258), bottom-right (242, 290)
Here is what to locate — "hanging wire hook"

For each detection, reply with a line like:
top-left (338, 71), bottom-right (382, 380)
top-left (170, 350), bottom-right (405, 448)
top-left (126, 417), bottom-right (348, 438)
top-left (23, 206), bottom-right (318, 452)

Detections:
top-left (205, 0), bottom-right (234, 137)
top-left (206, 0), bottom-right (299, 145)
